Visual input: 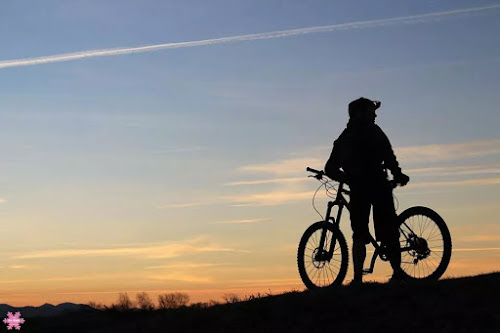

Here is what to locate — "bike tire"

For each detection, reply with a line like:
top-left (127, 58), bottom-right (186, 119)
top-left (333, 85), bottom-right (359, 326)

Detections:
top-left (297, 221), bottom-right (349, 289)
top-left (398, 206), bottom-right (452, 280)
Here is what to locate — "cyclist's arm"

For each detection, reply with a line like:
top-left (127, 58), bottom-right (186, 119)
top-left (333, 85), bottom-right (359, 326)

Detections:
top-left (324, 143), bottom-right (340, 177)
top-left (375, 125), bottom-right (402, 176)
top-left (325, 136), bottom-right (347, 182)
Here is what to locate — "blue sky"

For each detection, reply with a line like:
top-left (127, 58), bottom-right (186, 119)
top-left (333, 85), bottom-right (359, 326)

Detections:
top-left (0, 1), bottom-right (499, 306)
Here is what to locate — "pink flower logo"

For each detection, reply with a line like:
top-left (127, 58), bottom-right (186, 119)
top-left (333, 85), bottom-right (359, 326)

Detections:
top-left (3, 312), bottom-right (25, 330)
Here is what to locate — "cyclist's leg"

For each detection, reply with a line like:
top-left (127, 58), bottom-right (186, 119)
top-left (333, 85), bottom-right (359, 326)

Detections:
top-left (349, 186), bottom-right (371, 282)
top-left (373, 183), bottom-right (403, 276)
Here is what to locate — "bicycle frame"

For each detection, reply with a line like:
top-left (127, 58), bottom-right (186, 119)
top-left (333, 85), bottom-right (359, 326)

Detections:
top-left (316, 181), bottom-right (421, 275)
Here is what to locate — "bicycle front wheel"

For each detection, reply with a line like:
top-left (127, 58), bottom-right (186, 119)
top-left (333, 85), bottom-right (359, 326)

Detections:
top-left (398, 206), bottom-right (452, 280)
top-left (297, 221), bottom-right (348, 289)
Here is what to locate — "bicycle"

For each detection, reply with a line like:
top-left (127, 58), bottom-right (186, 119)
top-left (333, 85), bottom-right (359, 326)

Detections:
top-left (297, 167), bottom-right (452, 289)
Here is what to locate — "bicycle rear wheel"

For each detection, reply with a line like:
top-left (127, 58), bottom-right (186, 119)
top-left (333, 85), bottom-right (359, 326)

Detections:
top-left (297, 221), bottom-right (348, 289)
top-left (398, 206), bottom-right (452, 280)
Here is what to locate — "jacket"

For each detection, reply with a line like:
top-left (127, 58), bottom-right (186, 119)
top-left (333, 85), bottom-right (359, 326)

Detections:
top-left (324, 120), bottom-right (401, 184)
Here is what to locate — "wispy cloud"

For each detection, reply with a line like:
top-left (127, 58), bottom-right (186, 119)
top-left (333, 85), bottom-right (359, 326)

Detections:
top-left (1, 5), bottom-right (499, 69)
top-left (152, 147), bottom-right (204, 155)
top-left (238, 158), bottom-right (323, 176)
top-left (223, 177), bottom-right (498, 207)
top-left (14, 237), bottom-right (239, 259)
top-left (460, 235), bottom-right (500, 242)
top-left (407, 164), bottom-right (500, 176)
top-left (407, 177), bottom-right (500, 188)
top-left (147, 272), bottom-right (213, 283)
top-left (8, 265), bottom-right (36, 270)
top-left (225, 190), bottom-right (314, 206)
top-left (452, 247), bottom-right (500, 252)
top-left (234, 140), bottom-right (500, 179)
top-left (395, 139), bottom-right (500, 164)
top-left (164, 202), bottom-right (210, 209)
top-left (212, 218), bottom-right (270, 224)
top-left (225, 177), bottom-right (307, 186)
top-left (0, 272), bottom-right (142, 284)
top-left (144, 262), bottom-right (226, 270)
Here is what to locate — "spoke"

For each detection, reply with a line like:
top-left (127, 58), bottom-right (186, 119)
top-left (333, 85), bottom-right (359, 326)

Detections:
top-left (430, 251), bottom-right (443, 259)
top-left (317, 266), bottom-right (323, 286)
top-left (310, 265), bottom-right (319, 282)
top-left (330, 261), bottom-right (339, 274)
top-left (324, 264), bottom-right (332, 283)
top-left (321, 266), bottom-right (328, 285)
top-left (321, 267), bottom-right (328, 286)
top-left (427, 223), bottom-right (438, 240)
top-left (427, 233), bottom-right (443, 242)
top-left (426, 256), bottom-right (438, 269)
top-left (418, 215), bottom-right (423, 237)
top-left (422, 258), bottom-right (433, 276)
top-left (421, 216), bottom-right (430, 234)
top-left (325, 266), bottom-right (332, 285)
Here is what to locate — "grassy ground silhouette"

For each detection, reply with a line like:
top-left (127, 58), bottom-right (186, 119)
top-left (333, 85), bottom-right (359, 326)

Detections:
top-left (14, 272), bottom-right (499, 332)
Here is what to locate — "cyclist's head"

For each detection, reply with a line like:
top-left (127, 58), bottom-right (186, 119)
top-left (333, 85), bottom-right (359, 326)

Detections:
top-left (348, 97), bottom-right (381, 123)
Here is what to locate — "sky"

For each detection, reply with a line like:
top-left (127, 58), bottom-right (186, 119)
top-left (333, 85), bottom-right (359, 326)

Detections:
top-left (0, 0), bottom-right (499, 307)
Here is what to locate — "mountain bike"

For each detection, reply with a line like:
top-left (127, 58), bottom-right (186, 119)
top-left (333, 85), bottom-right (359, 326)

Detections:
top-left (297, 167), bottom-right (452, 289)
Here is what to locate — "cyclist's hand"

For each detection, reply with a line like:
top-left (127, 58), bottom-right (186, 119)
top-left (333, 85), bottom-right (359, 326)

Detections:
top-left (331, 170), bottom-right (348, 184)
top-left (394, 172), bottom-right (410, 186)
top-left (314, 172), bottom-right (324, 180)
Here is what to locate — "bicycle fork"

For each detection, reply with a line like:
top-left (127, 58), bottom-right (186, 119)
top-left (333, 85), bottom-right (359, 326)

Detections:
top-left (315, 200), bottom-right (344, 262)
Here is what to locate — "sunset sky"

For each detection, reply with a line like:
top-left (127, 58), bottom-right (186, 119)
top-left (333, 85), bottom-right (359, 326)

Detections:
top-left (0, 1), bottom-right (499, 306)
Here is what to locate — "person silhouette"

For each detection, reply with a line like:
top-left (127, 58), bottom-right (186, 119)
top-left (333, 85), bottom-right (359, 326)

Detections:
top-left (324, 97), bottom-right (410, 284)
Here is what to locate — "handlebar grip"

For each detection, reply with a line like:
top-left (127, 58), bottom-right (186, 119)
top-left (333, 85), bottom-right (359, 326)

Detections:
top-left (306, 167), bottom-right (322, 174)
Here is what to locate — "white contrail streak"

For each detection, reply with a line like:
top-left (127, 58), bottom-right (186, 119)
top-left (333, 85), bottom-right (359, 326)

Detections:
top-left (1, 4), bottom-right (499, 70)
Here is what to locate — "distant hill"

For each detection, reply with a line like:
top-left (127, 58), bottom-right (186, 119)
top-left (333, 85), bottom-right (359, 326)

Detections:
top-left (0, 302), bottom-right (94, 318)
top-left (9, 272), bottom-right (500, 332)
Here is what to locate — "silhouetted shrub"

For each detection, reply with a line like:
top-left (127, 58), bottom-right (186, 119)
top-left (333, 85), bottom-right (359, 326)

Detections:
top-left (222, 293), bottom-right (241, 304)
top-left (114, 292), bottom-right (134, 311)
top-left (136, 292), bottom-right (155, 310)
top-left (157, 292), bottom-right (190, 309)
top-left (207, 299), bottom-right (220, 307)
top-left (87, 301), bottom-right (105, 310)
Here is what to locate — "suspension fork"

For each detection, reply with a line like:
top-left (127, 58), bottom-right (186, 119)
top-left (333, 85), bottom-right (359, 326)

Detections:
top-left (316, 201), bottom-right (335, 260)
top-left (316, 200), bottom-right (344, 261)
top-left (327, 201), bottom-right (344, 257)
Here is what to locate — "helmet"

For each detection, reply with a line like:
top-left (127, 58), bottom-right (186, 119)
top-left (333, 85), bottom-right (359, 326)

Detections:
top-left (348, 97), bottom-right (381, 118)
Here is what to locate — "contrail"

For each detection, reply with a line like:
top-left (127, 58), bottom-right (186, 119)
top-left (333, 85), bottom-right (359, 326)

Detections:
top-left (1, 4), bottom-right (499, 70)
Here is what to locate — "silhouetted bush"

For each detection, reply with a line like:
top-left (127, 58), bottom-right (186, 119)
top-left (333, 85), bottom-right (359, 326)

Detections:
top-left (136, 292), bottom-right (155, 310)
top-left (222, 293), bottom-right (241, 304)
top-left (157, 292), bottom-right (190, 309)
top-left (87, 301), bottom-right (105, 310)
top-left (107, 292), bottom-right (134, 311)
top-left (207, 299), bottom-right (220, 307)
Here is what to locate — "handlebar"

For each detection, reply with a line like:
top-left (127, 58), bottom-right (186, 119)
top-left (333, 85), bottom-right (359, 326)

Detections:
top-left (306, 167), bottom-right (323, 175)
top-left (307, 167), bottom-right (402, 189)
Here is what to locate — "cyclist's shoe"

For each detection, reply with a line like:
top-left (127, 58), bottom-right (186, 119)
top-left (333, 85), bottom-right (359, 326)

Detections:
top-left (349, 278), bottom-right (363, 287)
top-left (388, 270), bottom-right (408, 286)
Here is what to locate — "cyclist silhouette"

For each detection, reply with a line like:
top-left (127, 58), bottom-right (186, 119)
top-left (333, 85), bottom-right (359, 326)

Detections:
top-left (324, 97), bottom-right (410, 284)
